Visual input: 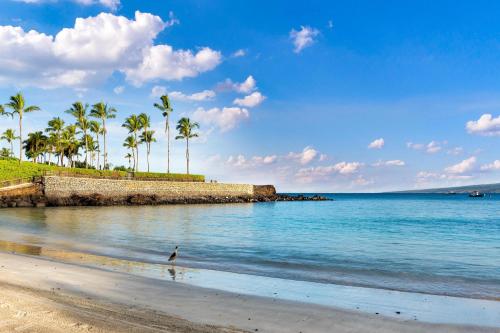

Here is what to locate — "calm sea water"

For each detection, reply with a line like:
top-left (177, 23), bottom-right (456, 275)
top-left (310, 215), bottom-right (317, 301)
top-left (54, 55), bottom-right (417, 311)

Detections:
top-left (0, 193), bottom-right (499, 299)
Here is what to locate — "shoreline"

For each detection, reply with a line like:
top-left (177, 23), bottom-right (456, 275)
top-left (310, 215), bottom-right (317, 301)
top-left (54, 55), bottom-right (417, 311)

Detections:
top-left (0, 251), bottom-right (498, 332)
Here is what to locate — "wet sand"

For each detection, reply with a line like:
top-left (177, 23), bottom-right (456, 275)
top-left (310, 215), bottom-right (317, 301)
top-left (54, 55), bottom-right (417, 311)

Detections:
top-left (0, 252), bottom-right (498, 333)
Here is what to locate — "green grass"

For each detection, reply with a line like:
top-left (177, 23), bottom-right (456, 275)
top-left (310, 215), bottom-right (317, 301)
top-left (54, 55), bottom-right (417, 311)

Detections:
top-left (0, 158), bottom-right (205, 183)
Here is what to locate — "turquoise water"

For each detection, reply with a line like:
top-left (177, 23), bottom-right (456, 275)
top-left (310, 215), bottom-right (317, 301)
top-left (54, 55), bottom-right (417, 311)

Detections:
top-left (0, 193), bottom-right (499, 299)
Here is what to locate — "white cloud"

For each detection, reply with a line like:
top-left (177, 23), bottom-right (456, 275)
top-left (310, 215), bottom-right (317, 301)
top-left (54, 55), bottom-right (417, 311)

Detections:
top-left (124, 45), bottom-right (222, 86)
top-left (327, 20), bottom-right (333, 29)
top-left (368, 138), bottom-right (384, 149)
top-left (290, 26), bottom-right (320, 53)
top-left (217, 75), bottom-right (256, 94)
top-left (0, 11), bottom-right (221, 89)
top-left (372, 160), bottom-right (405, 167)
top-left (480, 160), bottom-right (500, 171)
top-left (231, 49), bottom-right (246, 58)
top-left (151, 85), bottom-right (167, 98)
top-left (447, 147), bottom-right (463, 155)
top-left (233, 91), bottom-right (266, 108)
top-left (170, 90), bottom-right (215, 102)
top-left (287, 146), bottom-right (319, 165)
top-left (466, 114), bottom-right (500, 136)
top-left (426, 141), bottom-right (442, 154)
top-left (226, 154), bottom-right (277, 168)
top-left (444, 157), bottom-right (476, 174)
top-left (192, 107), bottom-right (249, 132)
top-left (113, 85), bottom-right (124, 94)
top-left (295, 162), bottom-right (363, 183)
top-left (407, 141), bottom-right (444, 153)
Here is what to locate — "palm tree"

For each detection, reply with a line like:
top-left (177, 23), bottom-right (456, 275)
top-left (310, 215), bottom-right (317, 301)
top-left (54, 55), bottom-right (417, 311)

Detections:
top-left (89, 120), bottom-right (102, 169)
top-left (46, 117), bottom-right (65, 166)
top-left (140, 130), bottom-right (156, 172)
top-left (122, 114), bottom-right (142, 171)
top-left (61, 125), bottom-right (80, 167)
top-left (138, 113), bottom-right (152, 171)
top-left (24, 131), bottom-right (47, 163)
top-left (66, 102), bottom-right (89, 167)
top-left (154, 95), bottom-right (173, 173)
top-left (1, 129), bottom-right (19, 157)
top-left (4, 93), bottom-right (40, 162)
top-left (123, 136), bottom-right (137, 171)
top-left (90, 102), bottom-right (116, 169)
top-left (175, 117), bottom-right (199, 175)
top-left (124, 152), bottom-right (133, 170)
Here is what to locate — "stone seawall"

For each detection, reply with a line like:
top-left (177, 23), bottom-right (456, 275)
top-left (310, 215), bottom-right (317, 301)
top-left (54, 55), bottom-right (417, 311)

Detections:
top-left (0, 176), bottom-right (328, 208)
top-left (42, 176), bottom-right (256, 206)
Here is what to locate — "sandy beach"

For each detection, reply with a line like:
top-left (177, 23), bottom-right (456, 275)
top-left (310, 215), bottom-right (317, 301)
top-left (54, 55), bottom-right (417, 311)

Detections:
top-left (0, 252), bottom-right (498, 333)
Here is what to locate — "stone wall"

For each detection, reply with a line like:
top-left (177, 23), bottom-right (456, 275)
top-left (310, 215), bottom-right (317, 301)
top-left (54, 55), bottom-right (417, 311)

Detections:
top-left (43, 176), bottom-right (255, 200)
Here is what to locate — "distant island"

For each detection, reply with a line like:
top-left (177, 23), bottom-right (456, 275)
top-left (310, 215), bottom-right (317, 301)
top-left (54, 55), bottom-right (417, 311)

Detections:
top-left (393, 183), bottom-right (500, 194)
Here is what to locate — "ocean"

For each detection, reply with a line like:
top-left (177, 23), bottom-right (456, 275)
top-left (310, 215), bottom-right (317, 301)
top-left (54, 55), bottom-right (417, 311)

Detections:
top-left (0, 193), bottom-right (499, 300)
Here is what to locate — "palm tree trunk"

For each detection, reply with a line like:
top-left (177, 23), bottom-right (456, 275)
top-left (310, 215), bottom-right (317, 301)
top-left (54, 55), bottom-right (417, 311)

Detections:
top-left (103, 119), bottom-right (107, 169)
top-left (186, 138), bottom-right (189, 175)
top-left (19, 115), bottom-right (22, 163)
top-left (10, 141), bottom-right (13, 158)
top-left (147, 143), bottom-right (150, 172)
top-left (84, 129), bottom-right (88, 169)
top-left (96, 134), bottom-right (100, 170)
top-left (134, 132), bottom-right (139, 172)
top-left (166, 119), bottom-right (170, 174)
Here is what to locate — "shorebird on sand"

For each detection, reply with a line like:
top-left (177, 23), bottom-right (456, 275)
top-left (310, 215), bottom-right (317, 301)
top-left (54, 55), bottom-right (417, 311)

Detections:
top-left (168, 246), bottom-right (178, 265)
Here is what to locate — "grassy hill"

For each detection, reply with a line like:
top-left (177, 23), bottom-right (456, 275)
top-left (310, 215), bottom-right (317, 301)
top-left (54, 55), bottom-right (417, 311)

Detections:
top-left (0, 158), bottom-right (204, 184)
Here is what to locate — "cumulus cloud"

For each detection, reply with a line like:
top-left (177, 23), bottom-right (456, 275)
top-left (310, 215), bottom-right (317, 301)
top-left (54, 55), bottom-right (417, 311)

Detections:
top-left (447, 147), bottom-right (463, 155)
top-left (192, 106), bottom-right (249, 132)
top-left (372, 160), bottom-right (405, 167)
top-left (290, 26), bottom-right (320, 53)
top-left (233, 91), bottom-right (266, 108)
top-left (444, 157), bottom-right (476, 174)
top-left (480, 160), bottom-right (500, 171)
top-left (295, 162), bottom-right (363, 183)
top-left (150, 85), bottom-right (167, 98)
top-left (113, 85), bottom-right (124, 94)
top-left (466, 114), bottom-right (500, 136)
top-left (217, 75), bottom-right (256, 94)
top-left (226, 154), bottom-right (277, 168)
top-left (287, 146), bottom-right (319, 165)
top-left (0, 11), bottom-right (221, 89)
top-left (170, 90), bottom-right (215, 102)
top-left (368, 138), bottom-right (384, 149)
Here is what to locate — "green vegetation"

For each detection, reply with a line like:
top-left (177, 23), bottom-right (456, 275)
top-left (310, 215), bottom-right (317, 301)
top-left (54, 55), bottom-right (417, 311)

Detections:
top-left (0, 158), bottom-right (204, 183)
top-left (1, 92), bottom-right (203, 181)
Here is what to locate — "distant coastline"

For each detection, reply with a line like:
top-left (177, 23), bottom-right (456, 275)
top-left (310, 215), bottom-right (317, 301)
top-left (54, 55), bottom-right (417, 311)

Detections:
top-left (391, 182), bottom-right (500, 194)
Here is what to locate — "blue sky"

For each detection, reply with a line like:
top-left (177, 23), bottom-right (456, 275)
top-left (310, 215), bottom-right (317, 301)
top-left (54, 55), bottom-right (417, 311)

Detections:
top-left (0, 0), bottom-right (499, 192)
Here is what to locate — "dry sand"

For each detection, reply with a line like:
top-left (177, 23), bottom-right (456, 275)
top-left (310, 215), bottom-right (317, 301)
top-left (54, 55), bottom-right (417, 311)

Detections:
top-left (0, 252), bottom-right (498, 333)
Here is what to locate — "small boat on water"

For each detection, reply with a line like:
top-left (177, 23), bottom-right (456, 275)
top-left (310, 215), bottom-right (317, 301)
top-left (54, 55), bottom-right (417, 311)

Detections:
top-left (469, 191), bottom-right (485, 198)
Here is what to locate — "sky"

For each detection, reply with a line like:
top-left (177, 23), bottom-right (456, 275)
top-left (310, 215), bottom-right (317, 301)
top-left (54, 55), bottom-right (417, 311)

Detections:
top-left (0, 0), bottom-right (499, 192)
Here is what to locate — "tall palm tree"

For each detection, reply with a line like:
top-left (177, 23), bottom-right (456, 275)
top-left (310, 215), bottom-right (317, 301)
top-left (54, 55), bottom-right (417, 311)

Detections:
top-left (90, 102), bottom-right (116, 169)
top-left (124, 152), bottom-right (133, 170)
top-left (138, 113), bottom-right (152, 171)
top-left (61, 125), bottom-right (80, 167)
top-left (123, 136), bottom-right (137, 171)
top-left (89, 120), bottom-right (102, 169)
top-left (4, 93), bottom-right (40, 162)
top-left (140, 130), bottom-right (156, 172)
top-left (154, 95), bottom-right (173, 173)
top-left (175, 117), bottom-right (199, 175)
top-left (66, 102), bottom-right (89, 168)
top-left (1, 129), bottom-right (19, 157)
top-left (122, 114), bottom-right (142, 171)
top-left (24, 131), bottom-right (47, 163)
top-left (46, 117), bottom-right (65, 166)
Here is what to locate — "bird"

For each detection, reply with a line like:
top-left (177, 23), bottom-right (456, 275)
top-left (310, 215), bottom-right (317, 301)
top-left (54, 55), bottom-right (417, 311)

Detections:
top-left (168, 246), bottom-right (178, 265)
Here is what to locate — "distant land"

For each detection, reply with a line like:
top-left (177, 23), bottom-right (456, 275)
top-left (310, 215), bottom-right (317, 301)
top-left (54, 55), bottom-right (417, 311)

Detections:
top-left (393, 183), bottom-right (500, 194)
